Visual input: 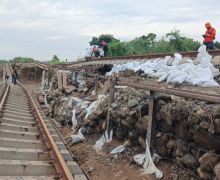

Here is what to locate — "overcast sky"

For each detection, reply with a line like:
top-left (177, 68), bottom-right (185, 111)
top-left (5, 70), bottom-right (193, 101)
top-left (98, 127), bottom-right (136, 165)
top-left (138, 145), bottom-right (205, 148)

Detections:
top-left (0, 0), bottom-right (219, 61)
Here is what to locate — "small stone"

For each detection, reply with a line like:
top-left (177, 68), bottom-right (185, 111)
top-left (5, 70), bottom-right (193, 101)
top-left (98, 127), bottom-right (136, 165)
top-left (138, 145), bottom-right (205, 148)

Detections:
top-left (128, 99), bottom-right (139, 108)
top-left (214, 105), bottom-right (220, 118)
top-left (88, 167), bottom-right (95, 174)
top-left (214, 118), bottom-right (220, 133)
top-left (182, 153), bottom-right (199, 168)
top-left (138, 136), bottom-right (146, 149)
top-left (199, 121), bottom-right (210, 130)
top-left (111, 103), bottom-right (118, 109)
top-left (114, 154), bottom-right (119, 160)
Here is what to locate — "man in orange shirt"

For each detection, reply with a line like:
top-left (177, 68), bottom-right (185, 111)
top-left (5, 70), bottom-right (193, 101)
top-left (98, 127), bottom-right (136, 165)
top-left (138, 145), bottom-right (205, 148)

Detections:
top-left (203, 22), bottom-right (216, 50)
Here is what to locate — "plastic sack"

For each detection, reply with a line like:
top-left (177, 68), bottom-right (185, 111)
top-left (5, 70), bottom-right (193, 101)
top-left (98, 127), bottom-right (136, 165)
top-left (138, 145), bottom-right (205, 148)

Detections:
top-left (65, 128), bottom-right (85, 146)
top-left (202, 80), bottom-right (219, 87)
top-left (94, 129), bottom-right (113, 152)
top-left (172, 53), bottom-right (182, 66)
top-left (110, 145), bottom-right (126, 154)
top-left (141, 139), bottom-right (163, 179)
top-left (134, 154), bottom-right (145, 166)
top-left (134, 153), bottom-right (161, 166)
top-left (71, 109), bottom-right (78, 130)
top-left (44, 94), bottom-right (48, 106)
top-left (85, 95), bottom-right (107, 119)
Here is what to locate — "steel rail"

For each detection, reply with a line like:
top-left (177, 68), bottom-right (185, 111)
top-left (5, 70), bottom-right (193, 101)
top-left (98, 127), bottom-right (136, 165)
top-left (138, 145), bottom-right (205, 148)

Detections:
top-left (7, 64), bottom-right (73, 180)
top-left (117, 81), bottom-right (220, 103)
top-left (19, 82), bottom-right (74, 180)
top-left (0, 84), bottom-right (9, 112)
top-left (67, 49), bottom-right (220, 68)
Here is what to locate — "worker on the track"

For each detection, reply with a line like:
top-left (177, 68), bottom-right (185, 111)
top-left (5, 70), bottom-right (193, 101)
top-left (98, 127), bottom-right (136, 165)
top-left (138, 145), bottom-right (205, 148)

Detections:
top-left (100, 41), bottom-right (108, 57)
top-left (12, 66), bottom-right (18, 85)
top-left (91, 45), bottom-right (100, 58)
top-left (203, 22), bottom-right (216, 50)
top-left (5, 73), bottom-right (9, 82)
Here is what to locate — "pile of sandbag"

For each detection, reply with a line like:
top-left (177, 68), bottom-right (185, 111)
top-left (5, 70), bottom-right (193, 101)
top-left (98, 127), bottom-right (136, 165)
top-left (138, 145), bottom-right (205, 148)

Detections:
top-left (106, 45), bottom-right (220, 87)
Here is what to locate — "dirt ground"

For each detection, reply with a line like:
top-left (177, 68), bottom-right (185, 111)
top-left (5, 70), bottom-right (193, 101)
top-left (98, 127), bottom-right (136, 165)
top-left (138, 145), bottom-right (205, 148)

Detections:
top-left (62, 128), bottom-right (196, 180)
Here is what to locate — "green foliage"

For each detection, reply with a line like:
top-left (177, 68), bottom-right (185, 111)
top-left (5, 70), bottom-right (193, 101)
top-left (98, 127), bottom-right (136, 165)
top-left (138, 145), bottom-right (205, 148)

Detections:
top-left (51, 55), bottom-right (60, 62)
top-left (108, 41), bottom-right (130, 56)
top-left (0, 60), bottom-right (8, 63)
top-left (214, 41), bottom-right (220, 49)
top-left (11, 57), bottom-right (35, 63)
top-left (89, 34), bottom-right (118, 46)
top-left (105, 30), bottom-right (201, 57)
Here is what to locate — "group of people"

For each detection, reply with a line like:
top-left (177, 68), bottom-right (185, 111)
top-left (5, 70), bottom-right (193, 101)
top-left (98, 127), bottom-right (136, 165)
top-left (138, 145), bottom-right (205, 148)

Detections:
top-left (4, 65), bottom-right (18, 85)
top-left (85, 40), bottom-right (109, 59)
top-left (203, 22), bottom-right (216, 50)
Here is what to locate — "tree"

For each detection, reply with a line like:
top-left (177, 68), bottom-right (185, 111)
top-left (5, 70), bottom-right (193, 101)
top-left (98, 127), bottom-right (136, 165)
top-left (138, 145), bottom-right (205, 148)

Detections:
top-left (11, 57), bottom-right (34, 63)
top-left (214, 41), bottom-right (220, 49)
top-left (51, 55), bottom-right (60, 62)
top-left (89, 34), bottom-right (118, 46)
top-left (166, 30), bottom-right (200, 52)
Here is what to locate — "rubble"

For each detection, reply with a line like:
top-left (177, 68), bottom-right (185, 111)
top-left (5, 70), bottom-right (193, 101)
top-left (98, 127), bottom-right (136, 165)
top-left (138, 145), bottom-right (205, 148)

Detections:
top-left (45, 66), bottom-right (220, 179)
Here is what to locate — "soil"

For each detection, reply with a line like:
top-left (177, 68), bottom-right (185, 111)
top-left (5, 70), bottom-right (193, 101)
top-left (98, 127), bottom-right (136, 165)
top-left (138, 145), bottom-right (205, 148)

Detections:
top-left (62, 127), bottom-right (196, 180)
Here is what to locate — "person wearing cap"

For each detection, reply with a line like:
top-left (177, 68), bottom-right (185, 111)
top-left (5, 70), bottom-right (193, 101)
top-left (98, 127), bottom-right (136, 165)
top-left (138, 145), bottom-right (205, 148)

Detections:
top-left (203, 22), bottom-right (216, 50)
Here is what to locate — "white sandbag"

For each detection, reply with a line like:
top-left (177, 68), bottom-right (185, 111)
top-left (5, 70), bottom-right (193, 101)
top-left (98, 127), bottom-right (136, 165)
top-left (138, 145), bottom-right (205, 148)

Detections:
top-left (195, 67), bottom-right (213, 82)
top-left (202, 80), bottom-right (219, 87)
top-left (65, 128), bottom-right (85, 146)
top-left (158, 73), bottom-right (168, 82)
top-left (94, 129), bottom-right (113, 152)
top-left (110, 145), bottom-right (126, 154)
top-left (85, 95), bottom-right (107, 119)
top-left (134, 153), bottom-right (161, 166)
top-left (170, 72), bottom-right (187, 84)
top-left (105, 45), bottom-right (219, 88)
top-left (44, 94), bottom-right (48, 106)
top-left (134, 154), bottom-right (145, 166)
top-left (142, 139), bottom-right (163, 179)
top-left (71, 109), bottom-right (78, 130)
top-left (172, 53), bottom-right (182, 66)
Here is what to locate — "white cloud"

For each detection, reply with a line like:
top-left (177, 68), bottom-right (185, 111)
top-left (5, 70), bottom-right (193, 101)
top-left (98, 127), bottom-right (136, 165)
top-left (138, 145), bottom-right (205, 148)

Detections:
top-left (0, 0), bottom-right (219, 60)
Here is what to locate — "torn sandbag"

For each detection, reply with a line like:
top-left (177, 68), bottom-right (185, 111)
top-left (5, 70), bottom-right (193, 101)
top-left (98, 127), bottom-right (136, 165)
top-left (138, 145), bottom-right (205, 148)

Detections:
top-left (134, 153), bottom-right (162, 166)
top-left (85, 95), bottom-right (107, 119)
top-left (141, 138), bottom-right (163, 179)
top-left (71, 109), bottom-right (78, 130)
top-left (94, 129), bottom-right (113, 152)
top-left (65, 128), bottom-right (85, 146)
top-left (110, 145), bottom-right (126, 154)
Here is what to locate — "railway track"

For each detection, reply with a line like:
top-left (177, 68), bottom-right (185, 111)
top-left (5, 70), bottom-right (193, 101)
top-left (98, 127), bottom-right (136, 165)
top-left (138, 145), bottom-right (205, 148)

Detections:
top-left (67, 49), bottom-right (220, 68)
top-left (0, 65), bottom-right (87, 179)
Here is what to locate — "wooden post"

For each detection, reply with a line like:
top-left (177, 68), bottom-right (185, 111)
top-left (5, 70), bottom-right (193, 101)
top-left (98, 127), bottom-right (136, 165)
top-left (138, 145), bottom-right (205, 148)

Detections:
top-left (47, 68), bottom-right (50, 82)
top-left (106, 77), bottom-right (116, 135)
top-left (75, 71), bottom-right (78, 88)
top-left (109, 77), bottom-right (116, 104)
top-left (27, 67), bottom-right (30, 81)
top-left (35, 66), bottom-right (37, 82)
top-left (146, 91), bottom-right (157, 148)
top-left (95, 75), bottom-right (99, 96)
